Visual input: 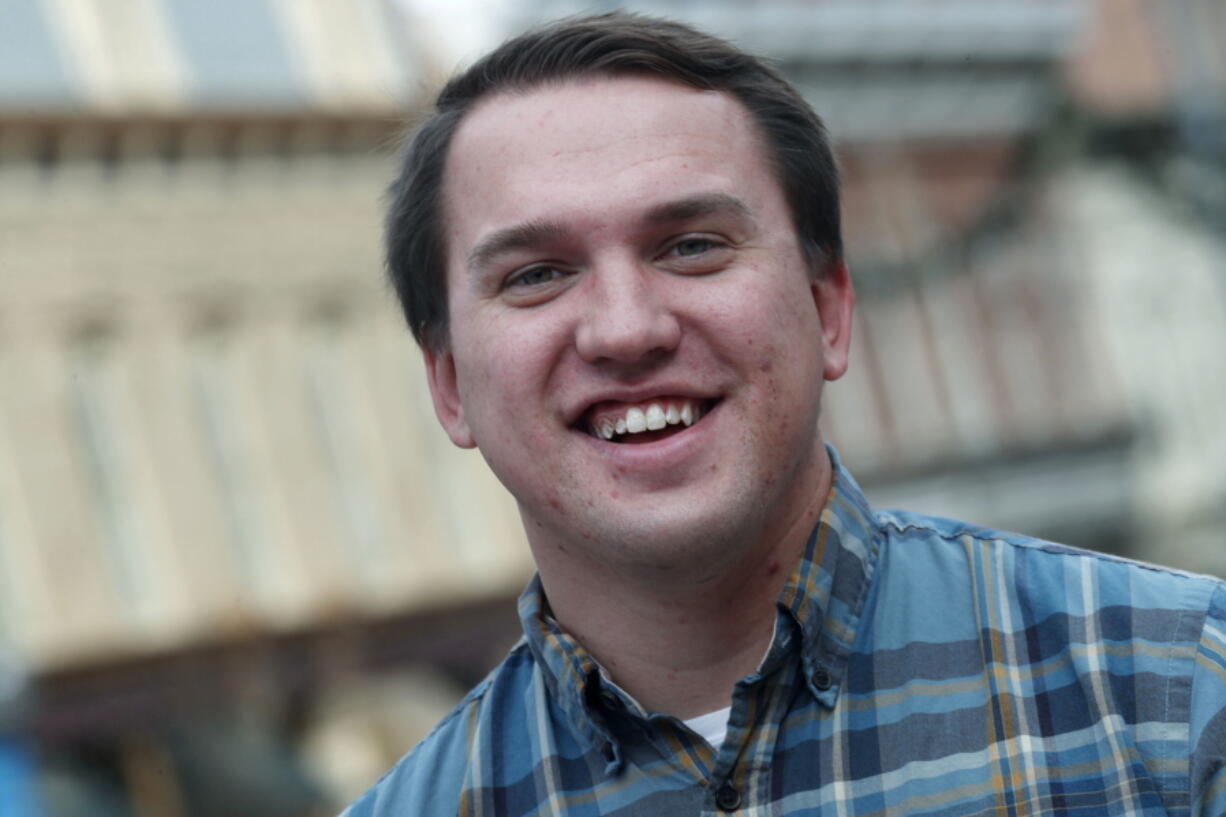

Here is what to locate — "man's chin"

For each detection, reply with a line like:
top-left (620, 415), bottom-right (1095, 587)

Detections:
top-left (527, 494), bottom-right (768, 579)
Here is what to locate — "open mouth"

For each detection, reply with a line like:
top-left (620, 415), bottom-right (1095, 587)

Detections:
top-left (580, 397), bottom-right (717, 444)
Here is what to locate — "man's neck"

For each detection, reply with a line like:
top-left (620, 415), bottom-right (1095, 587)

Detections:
top-left (536, 453), bottom-right (833, 719)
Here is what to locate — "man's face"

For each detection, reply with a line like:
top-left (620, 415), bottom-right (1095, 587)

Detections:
top-left (426, 76), bottom-right (852, 575)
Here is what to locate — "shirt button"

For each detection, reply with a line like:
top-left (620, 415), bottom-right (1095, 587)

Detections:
top-left (715, 783), bottom-right (741, 812)
top-left (812, 667), bottom-right (832, 691)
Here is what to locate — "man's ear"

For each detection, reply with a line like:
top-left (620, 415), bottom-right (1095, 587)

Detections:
top-left (812, 260), bottom-right (854, 382)
top-left (423, 345), bottom-right (477, 449)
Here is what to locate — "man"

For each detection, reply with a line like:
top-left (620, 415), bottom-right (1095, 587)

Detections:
top-left (346, 12), bottom-right (1226, 816)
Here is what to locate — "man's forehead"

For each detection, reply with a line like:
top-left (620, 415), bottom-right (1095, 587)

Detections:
top-left (461, 73), bottom-right (726, 125)
top-left (446, 75), bottom-right (760, 179)
top-left (440, 76), bottom-right (777, 242)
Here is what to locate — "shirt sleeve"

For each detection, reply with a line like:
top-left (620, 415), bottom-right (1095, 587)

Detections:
top-left (1191, 582), bottom-right (1226, 817)
top-left (336, 695), bottom-right (481, 817)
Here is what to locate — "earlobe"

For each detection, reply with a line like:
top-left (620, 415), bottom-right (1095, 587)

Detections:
top-left (812, 261), bottom-right (854, 382)
top-left (423, 346), bottom-right (477, 449)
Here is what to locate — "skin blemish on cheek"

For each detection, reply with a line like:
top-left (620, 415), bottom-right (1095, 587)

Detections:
top-left (609, 491), bottom-right (620, 500)
top-left (767, 559), bottom-right (781, 576)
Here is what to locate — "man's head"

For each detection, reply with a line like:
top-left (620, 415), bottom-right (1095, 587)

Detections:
top-left (386, 12), bottom-right (842, 353)
top-left (394, 12), bottom-right (854, 584)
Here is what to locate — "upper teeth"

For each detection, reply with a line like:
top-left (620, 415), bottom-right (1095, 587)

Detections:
top-left (591, 400), bottom-right (700, 440)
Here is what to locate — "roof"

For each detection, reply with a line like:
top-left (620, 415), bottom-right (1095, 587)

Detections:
top-left (0, 0), bottom-right (426, 114)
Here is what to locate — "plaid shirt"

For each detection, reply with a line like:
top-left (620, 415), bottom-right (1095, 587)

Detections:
top-left (344, 453), bottom-right (1226, 816)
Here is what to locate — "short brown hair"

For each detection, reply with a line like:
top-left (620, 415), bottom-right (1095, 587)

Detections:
top-left (385, 12), bottom-right (842, 351)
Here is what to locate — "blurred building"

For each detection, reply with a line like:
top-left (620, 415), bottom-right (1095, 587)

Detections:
top-left (1, 1), bottom-right (529, 814)
top-left (2, 0), bottom-right (1224, 814)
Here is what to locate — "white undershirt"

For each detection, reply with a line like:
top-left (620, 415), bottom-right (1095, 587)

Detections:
top-left (682, 706), bottom-right (732, 749)
top-left (680, 617), bottom-right (780, 748)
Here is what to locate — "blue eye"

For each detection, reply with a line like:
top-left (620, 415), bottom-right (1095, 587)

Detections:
top-left (510, 266), bottom-right (565, 288)
top-left (672, 239), bottom-right (715, 257)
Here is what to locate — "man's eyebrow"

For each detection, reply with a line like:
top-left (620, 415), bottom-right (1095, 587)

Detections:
top-left (642, 193), bottom-right (757, 227)
top-left (467, 220), bottom-right (567, 275)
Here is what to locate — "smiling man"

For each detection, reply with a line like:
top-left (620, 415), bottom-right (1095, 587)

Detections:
top-left (344, 13), bottom-right (1226, 817)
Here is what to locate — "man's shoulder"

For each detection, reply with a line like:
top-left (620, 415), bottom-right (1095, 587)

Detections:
top-left (871, 506), bottom-right (1224, 628)
top-left (340, 639), bottom-right (536, 817)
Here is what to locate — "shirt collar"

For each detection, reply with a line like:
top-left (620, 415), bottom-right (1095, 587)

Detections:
top-left (517, 445), bottom-right (883, 743)
top-left (517, 578), bottom-right (609, 751)
top-left (773, 444), bottom-right (882, 706)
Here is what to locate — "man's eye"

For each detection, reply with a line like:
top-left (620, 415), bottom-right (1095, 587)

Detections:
top-left (509, 266), bottom-right (565, 288)
top-left (670, 238), bottom-right (717, 257)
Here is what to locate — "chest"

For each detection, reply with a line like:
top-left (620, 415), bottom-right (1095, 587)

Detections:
top-left (463, 662), bottom-right (1187, 817)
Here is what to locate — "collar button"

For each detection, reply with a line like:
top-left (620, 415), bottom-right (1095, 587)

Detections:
top-left (812, 667), bottom-right (832, 691)
top-left (715, 783), bottom-right (742, 812)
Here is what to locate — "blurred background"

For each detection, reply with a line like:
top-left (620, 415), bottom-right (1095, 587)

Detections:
top-left (0, 0), bottom-right (1224, 814)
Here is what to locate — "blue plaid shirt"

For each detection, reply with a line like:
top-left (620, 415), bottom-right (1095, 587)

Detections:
top-left (344, 453), bottom-right (1226, 816)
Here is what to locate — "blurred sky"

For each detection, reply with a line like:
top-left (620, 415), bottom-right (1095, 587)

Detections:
top-left (395, 0), bottom-right (513, 68)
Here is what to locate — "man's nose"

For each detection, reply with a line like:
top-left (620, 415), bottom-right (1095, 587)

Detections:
top-left (574, 262), bottom-right (682, 365)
